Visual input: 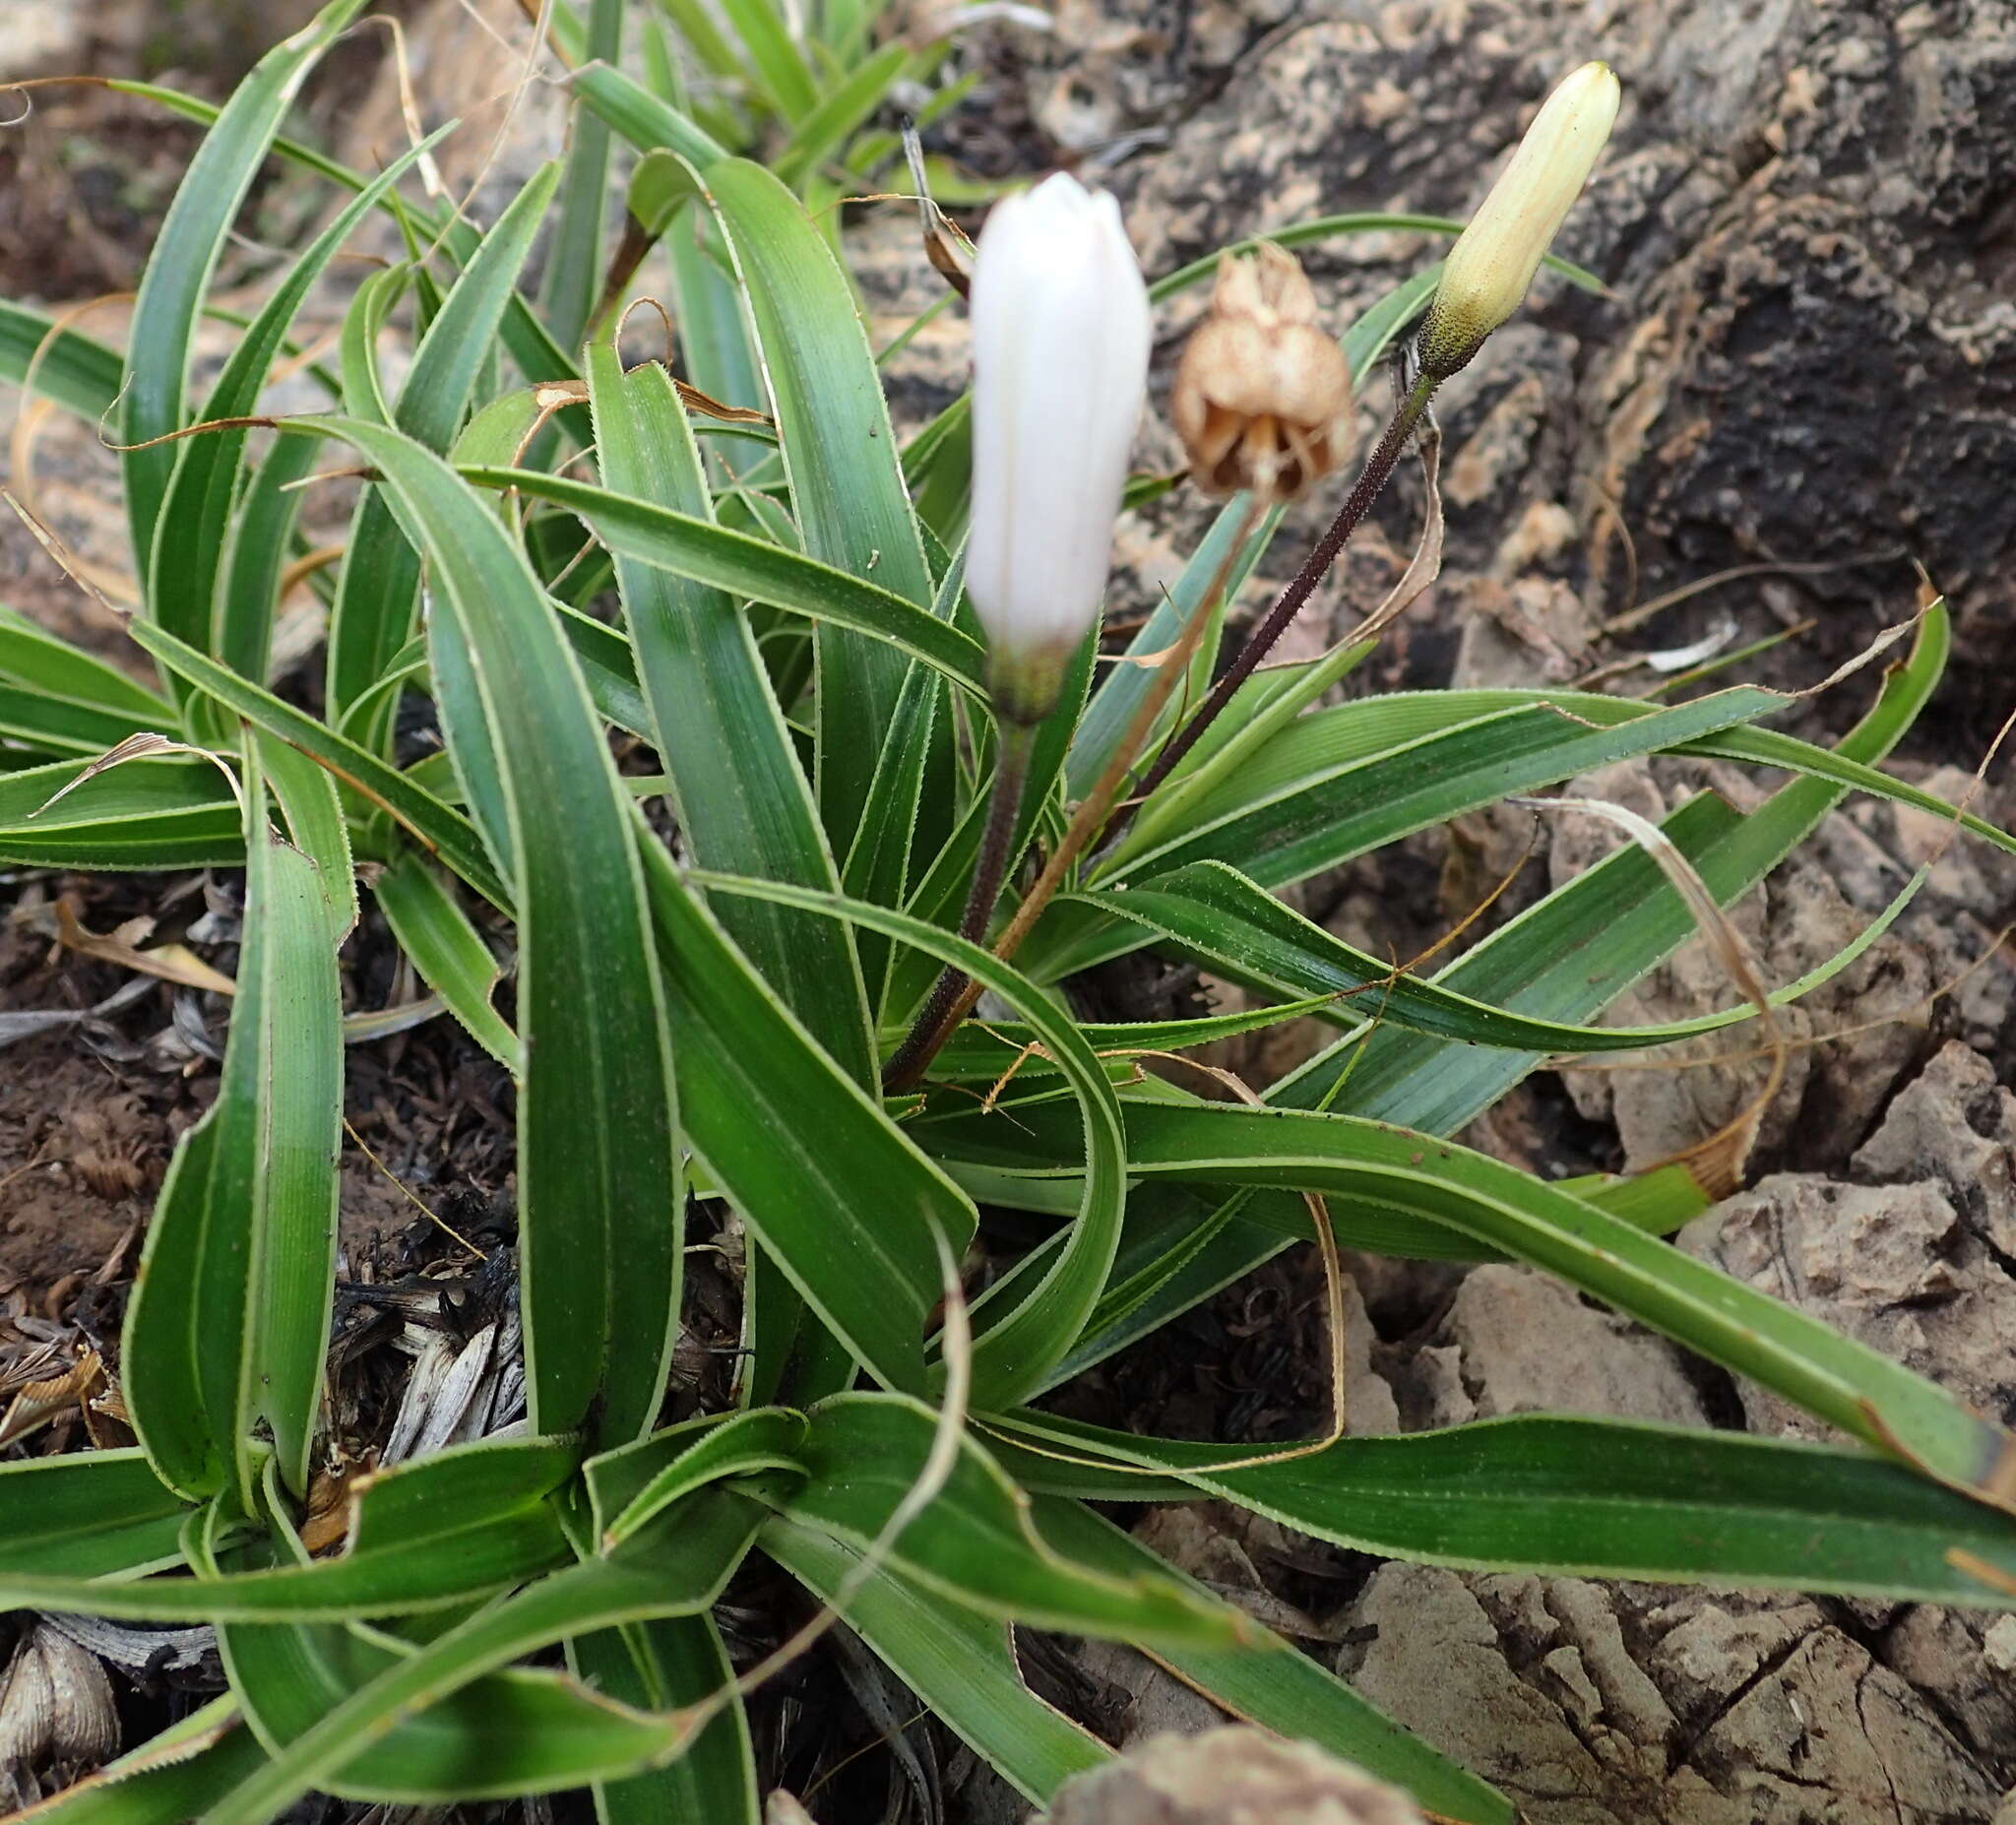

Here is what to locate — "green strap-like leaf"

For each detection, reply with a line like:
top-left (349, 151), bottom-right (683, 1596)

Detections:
top-left (1039, 688), bottom-right (1790, 984)
top-left (1010, 1099), bottom-right (2016, 1499)
top-left (1067, 499), bottom-right (1282, 798)
top-left (260, 730), bottom-right (357, 939)
top-left (542, 0), bottom-right (623, 352)
top-left (842, 566), bottom-right (955, 1018)
top-left (701, 157), bottom-right (936, 848)
top-left (761, 1519), bottom-right (1108, 1802)
top-left (462, 467), bottom-right (985, 687)
top-left (0, 685), bottom-right (160, 761)
top-left (1288, 608), bottom-right (1951, 1125)
top-left (769, 1395), bottom-right (1239, 1645)
top-left (0, 602), bottom-right (172, 724)
top-left (772, 41), bottom-right (913, 188)
top-left (573, 1616), bottom-right (759, 1825)
top-left (0, 752), bottom-right (242, 870)
top-left (0, 1501), bottom-right (568, 1623)
top-left (0, 1450), bottom-right (191, 1579)
top-left (664, 199), bottom-right (771, 470)
top-left (373, 852), bottom-right (521, 1070)
top-left (690, 869), bottom-right (1124, 1406)
top-left (0, 299), bottom-right (124, 420)
top-left (994, 1412), bottom-right (2016, 1606)
top-left (590, 1408), bottom-right (809, 1546)
top-left (718, 0), bottom-right (820, 117)
top-left (308, 414), bottom-right (683, 1451)
top-left (1147, 213), bottom-right (1606, 304)
top-left (346, 1434), bottom-right (579, 1551)
top-left (587, 345), bottom-right (872, 1079)
top-left (198, 1493), bottom-right (762, 1825)
top-left (147, 127), bottom-right (448, 681)
top-left (226, 1622), bottom-right (686, 1804)
top-left (120, 745), bottom-right (342, 1505)
top-left (326, 161), bottom-right (563, 722)
top-left (214, 1468), bottom-right (685, 1807)
top-left (121, 0), bottom-right (366, 574)
top-left (1158, 671), bottom-right (2016, 867)
top-left (214, 428), bottom-right (319, 688)
top-left (920, 991), bottom-right (1354, 1083)
top-left (1087, 853), bottom-right (1921, 1056)
top-left (571, 58), bottom-right (733, 166)
top-left (124, 615), bottom-right (508, 907)
top-left (637, 844), bottom-right (974, 1396)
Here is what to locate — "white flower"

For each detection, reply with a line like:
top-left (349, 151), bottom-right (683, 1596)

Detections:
top-left (1418, 60), bottom-right (1620, 379)
top-left (965, 172), bottom-right (1153, 723)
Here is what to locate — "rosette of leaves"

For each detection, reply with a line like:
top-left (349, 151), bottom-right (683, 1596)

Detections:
top-left (4, 4), bottom-right (2016, 1820)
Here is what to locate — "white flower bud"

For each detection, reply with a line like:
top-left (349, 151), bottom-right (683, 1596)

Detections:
top-left (965, 172), bottom-right (1153, 723)
top-left (1418, 60), bottom-right (1620, 380)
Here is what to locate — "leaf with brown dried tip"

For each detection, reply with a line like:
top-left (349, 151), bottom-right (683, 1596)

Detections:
top-left (1506, 791), bottom-right (1778, 1200)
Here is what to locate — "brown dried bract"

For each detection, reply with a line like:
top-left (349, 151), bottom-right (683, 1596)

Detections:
top-left (1172, 242), bottom-right (1354, 502)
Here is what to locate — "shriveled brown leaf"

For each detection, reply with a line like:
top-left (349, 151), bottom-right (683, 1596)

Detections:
top-left (48, 899), bottom-right (236, 999)
top-left (0, 1350), bottom-right (105, 1449)
top-left (1510, 791), bottom-right (1777, 1197)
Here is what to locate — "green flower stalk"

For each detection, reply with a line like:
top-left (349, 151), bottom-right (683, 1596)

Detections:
top-left (1117, 60), bottom-right (1622, 830)
top-left (884, 172), bottom-right (1152, 1090)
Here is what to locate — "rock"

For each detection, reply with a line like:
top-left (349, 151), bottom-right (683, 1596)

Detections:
top-left (1642, 1589), bottom-right (1829, 1731)
top-left (1690, 1626), bottom-right (1999, 1824)
top-left (1544, 753), bottom-right (1948, 1176)
top-left (1808, 786), bottom-right (2016, 1065)
top-left (1680, 1172), bottom-right (2016, 1442)
top-left (1648, 1050), bottom-right (2016, 1817)
top-left (1044, 0), bottom-right (2016, 666)
top-left (1397, 1265), bottom-right (1707, 1430)
top-left (1451, 576), bottom-right (1598, 691)
top-left (1885, 1606), bottom-right (2016, 1765)
top-left (1065, 1640), bottom-right (1228, 1747)
top-left (1043, 1726), bottom-right (1426, 1825)
top-left (1475, 1576), bottom-right (1680, 1786)
top-left (1854, 1040), bottom-right (2016, 1258)
top-left (1340, 1565), bottom-right (2003, 1823)
top-left (338, 0), bottom-right (571, 222)
top-left (1342, 1565), bottom-right (1624, 1824)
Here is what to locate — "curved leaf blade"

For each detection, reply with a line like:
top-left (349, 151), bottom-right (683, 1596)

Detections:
top-left (701, 157), bottom-right (935, 846)
top-left (121, 745), bottom-right (342, 1505)
top-left (122, 0), bottom-right (366, 573)
top-left (995, 1413), bottom-right (2016, 1607)
top-left (1034, 1498), bottom-right (1515, 1824)
top-left (466, 466), bottom-right (985, 688)
top-left (306, 414), bottom-right (682, 1450)
top-left (586, 345), bottom-right (870, 1079)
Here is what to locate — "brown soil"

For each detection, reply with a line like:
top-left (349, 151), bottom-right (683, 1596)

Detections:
top-left (1, 890), bottom-right (197, 1307)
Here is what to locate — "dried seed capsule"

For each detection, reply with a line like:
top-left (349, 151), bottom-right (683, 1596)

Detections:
top-left (1172, 242), bottom-right (1354, 502)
